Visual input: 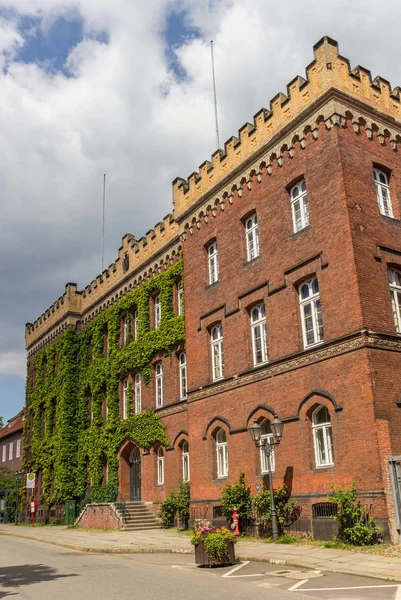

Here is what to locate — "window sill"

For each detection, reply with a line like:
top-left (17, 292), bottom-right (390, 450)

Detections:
top-left (205, 281), bottom-right (220, 291)
top-left (243, 256), bottom-right (260, 267)
top-left (154, 484), bottom-right (164, 488)
top-left (312, 464), bottom-right (334, 472)
top-left (380, 213), bottom-right (400, 223)
top-left (291, 225), bottom-right (310, 238)
top-left (304, 340), bottom-right (324, 351)
top-left (213, 476), bottom-right (228, 482)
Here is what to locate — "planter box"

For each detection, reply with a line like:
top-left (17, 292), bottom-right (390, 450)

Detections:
top-left (195, 540), bottom-right (236, 567)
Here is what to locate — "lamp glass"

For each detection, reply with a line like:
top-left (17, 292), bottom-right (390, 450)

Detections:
top-left (271, 416), bottom-right (284, 440)
top-left (248, 419), bottom-right (261, 443)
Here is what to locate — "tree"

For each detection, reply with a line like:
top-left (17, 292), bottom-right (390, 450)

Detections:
top-left (0, 416), bottom-right (3, 429)
top-left (0, 467), bottom-right (17, 522)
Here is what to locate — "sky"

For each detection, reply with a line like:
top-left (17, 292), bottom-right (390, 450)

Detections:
top-left (1, 0), bottom-right (401, 422)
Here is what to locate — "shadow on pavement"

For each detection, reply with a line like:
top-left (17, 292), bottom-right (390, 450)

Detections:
top-left (0, 563), bottom-right (77, 596)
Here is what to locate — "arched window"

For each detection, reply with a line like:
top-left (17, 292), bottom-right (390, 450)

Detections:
top-left (211, 325), bottom-right (224, 381)
top-left (122, 315), bottom-right (129, 345)
top-left (251, 304), bottom-right (268, 365)
top-left (179, 353), bottom-right (187, 399)
top-left (157, 447), bottom-right (164, 485)
top-left (216, 429), bottom-right (228, 478)
top-left (177, 280), bottom-right (184, 316)
top-left (208, 241), bottom-right (219, 284)
top-left (290, 180), bottom-right (309, 232)
top-left (260, 419), bottom-right (275, 473)
top-left (122, 378), bottom-right (129, 419)
top-left (181, 441), bottom-right (190, 482)
top-left (134, 373), bottom-right (141, 414)
top-left (299, 278), bottom-right (323, 348)
top-left (374, 169), bottom-right (393, 217)
top-left (245, 213), bottom-right (259, 261)
top-left (133, 308), bottom-right (139, 340)
top-left (312, 406), bottom-right (334, 467)
top-left (154, 296), bottom-right (161, 329)
top-left (388, 269), bottom-right (401, 333)
top-left (155, 363), bottom-right (163, 407)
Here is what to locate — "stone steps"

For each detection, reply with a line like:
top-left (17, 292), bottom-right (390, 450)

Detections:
top-left (119, 501), bottom-right (160, 531)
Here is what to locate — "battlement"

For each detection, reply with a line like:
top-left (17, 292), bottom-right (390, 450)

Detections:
top-left (26, 213), bottom-right (179, 350)
top-left (172, 36), bottom-right (401, 220)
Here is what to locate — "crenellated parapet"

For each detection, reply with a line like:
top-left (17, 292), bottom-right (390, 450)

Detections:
top-left (173, 36), bottom-right (401, 222)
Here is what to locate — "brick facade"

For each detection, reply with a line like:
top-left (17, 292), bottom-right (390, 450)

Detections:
top-left (25, 38), bottom-right (401, 540)
top-left (0, 411), bottom-right (23, 473)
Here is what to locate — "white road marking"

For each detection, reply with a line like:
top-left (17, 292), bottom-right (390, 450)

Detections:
top-left (287, 579), bottom-right (309, 592)
top-left (222, 561), bottom-right (264, 578)
top-left (395, 585), bottom-right (401, 600)
top-left (295, 583), bottom-right (399, 592)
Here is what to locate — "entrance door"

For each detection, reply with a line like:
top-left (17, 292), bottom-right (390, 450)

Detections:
top-left (129, 447), bottom-right (141, 501)
top-left (389, 456), bottom-right (401, 542)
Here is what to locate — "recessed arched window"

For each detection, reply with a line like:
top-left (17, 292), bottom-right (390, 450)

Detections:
top-left (290, 180), bottom-right (309, 233)
top-left (177, 280), bottom-right (184, 316)
top-left (388, 269), bottom-right (401, 333)
top-left (299, 278), bottom-right (323, 348)
top-left (312, 405), bottom-right (334, 468)
top-left (179, 353), bottom-right (187, 399)
top-left (157, 447), bottom-right (164, 485)
top-left (245, 213), bottom-right (259, 261)
top-left (181, 441), bottom-right (190, 482)
top-left (374, 169), bottom-right (393, 218)
top-left (207, 241), bottom-right (219, 284)
top-left (134, 373), bottom-right (141, 414)
top-left (122, 378), bottom-right (129, 419)
top-left (251, 304), bottom-right (268, 366)
top-left (211, 325), bottom-right (224, 381)
top-left (155, 363), bottom-right (163, 407)
top-left (154, 296), bottom-right (161, 329)
top-left (216, 429), bottom-right (228, 478)
top-left (133, 308), bottom-right (139, 340)
top-left (260, 419), bottom-right (275, 473)
top-left (122, 315), bottom-right (129, 345)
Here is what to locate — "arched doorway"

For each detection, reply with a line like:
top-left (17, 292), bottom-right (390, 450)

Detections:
top-left (129, 447), bottom-right (141, 501)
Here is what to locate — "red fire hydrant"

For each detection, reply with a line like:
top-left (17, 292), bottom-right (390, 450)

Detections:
top-left (231, 507), bottom-right (240, 536)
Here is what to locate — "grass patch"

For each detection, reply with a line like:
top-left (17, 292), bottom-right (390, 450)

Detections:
top-left (276, 534), bottom-right (298, 544)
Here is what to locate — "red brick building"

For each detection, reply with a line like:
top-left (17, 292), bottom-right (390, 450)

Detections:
top-left (25, 38), bottom-right (401, 541)
top-left (0, 410), bottom-right (24, 474)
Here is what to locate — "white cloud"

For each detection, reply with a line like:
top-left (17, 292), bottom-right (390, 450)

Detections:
top-left (0, 351), bottom-right (26, 378)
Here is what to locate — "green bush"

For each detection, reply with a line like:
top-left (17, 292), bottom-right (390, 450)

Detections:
top-left (328, 483), bottom-right (380, 545)
top-left (276, 533), bottom-right (298, 544)
top-left (252, 484), bottom-right (301, 536)
top-left (0, 467), bottom-right (18, 522)
top-left (220, 472), bottom-right (252, 525)
top-left (159, 482), bottom-right (190, 528)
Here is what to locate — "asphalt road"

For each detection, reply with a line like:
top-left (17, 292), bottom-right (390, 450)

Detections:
top-left (1, 537), bottom-right (400, 600)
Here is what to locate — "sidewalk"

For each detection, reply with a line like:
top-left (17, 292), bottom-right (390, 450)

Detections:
top-left (1, 524), bottom-right (400, 582)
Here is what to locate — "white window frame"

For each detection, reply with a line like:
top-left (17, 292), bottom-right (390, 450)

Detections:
top-left (374, 169), bottom-right (393, 218)
top-left (312, 406), bottom-right (334, 468)
top-left (155, 363), bottom-right (163, 407)
top-left (245, 213), bottom-right (259, 261)
top-left (154, 296), bottom-right (161, 329)
top-left (290, 180), bottom-right (309, 233)
top-left (251, 304), bottom-right (268, 366)
top-left (181, 441), bottom-right (190, 482)
top-left (389, 269), bottom-right (401, 333)
top-left (1, 445), bottom-right (6, 462)
top-left (216, 429), bottom-right (228, 478)
top-left (157, 447), bottom-right (164, 485)
top-left (211, 325), bottom-right (224, 381)
top-left (177, 281), bottom-right (183, 316)
top-left (9, 442), bottom-right (13, 461)
top-left (122, 378), bottom-right (129, 419)
top-left (299, 278), bottom-right (323, 348)
top-left (134, 373), bottom-right (142, 415)
top-left (133, 309), bottom-right (139, 340)
top-left (16, 439), bottom-right (21, 458)
top-left (208, 241), bottom-right (219, 285)
top-left (179, 352), bottom-right (187, 400)
top-left (122, 316), bottom-right (129, 345)
top-left (260, 420), bottom-right (275, 473)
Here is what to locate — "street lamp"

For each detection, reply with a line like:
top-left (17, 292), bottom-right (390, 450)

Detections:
top-left (14, 471), bottom-right (22, 526)
top-left (248, 416), bottom-right (284, 542)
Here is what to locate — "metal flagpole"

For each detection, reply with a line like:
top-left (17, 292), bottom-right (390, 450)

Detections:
top-left (210, 40), bottom-right (220, 149)
top-left (101, 174), bottom-right (106, 273)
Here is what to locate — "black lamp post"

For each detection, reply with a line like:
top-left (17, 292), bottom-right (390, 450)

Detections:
top-left (14, 471), bottom-right (22, 526)
top-left (248, 416), bottom-right (284, 542)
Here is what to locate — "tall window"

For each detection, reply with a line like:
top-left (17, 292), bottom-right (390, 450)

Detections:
top-left (179, 352), bottom-right (187, 399)
top-left (245, 213), bottom-right (259, 261)
top-left (154, 296), bottom-right (161, 329)
top-left (133, 309), bottom-right (139, 340)
top-left (177, 281), bottom-right (184, 316)
top-left (134, 373), bottom-right (142, 414)
top-left (290, 180), bottom-right (309, 232)
top-left (157, 447), bottom-right (164, 485)
top-left (389, 269), bottom-right (401, 332)
top-left (299, 278), bottom-right (323, 348)
top-left (208, 241), bottom-right (219, 284)
top-left (251, 304), bottom-right (268, 365)
top-left (374, 169), bottom-right (393, 217)
top-left (9, 442), bottom-right (13, 460)
top-left (211, 325), bottom-right (224, 381)
top-left (216, 429), bottom-right (228, 478)
top-left (260, 419), bottom-right (275, 473)
top-left (122, 316), bottom-right (129, 345)
top-left (155, 363), bottom-right (163, 407)
top-left (181, 441), bottom-right (190, 482)
top-left (1, 445), bottom-right (5, 462)
top-left (103, 328), bottom-right (108, 356)
top-left (312, 405), bottom-right (334, 467)
top-left (16, 439), bottom-right (21, 458)
top-left (122, 378), bottom-right (129, 419)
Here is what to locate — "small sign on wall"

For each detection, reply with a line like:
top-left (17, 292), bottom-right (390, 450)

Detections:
top-left (26, 473), bottom-right (36, 489)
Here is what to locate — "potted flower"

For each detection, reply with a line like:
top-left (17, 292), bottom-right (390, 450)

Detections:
top-left (191, 526), bottom-right (237, 566)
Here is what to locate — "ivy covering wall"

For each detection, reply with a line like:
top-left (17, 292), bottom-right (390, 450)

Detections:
top-left (24, 260), bottom-right (184, 505)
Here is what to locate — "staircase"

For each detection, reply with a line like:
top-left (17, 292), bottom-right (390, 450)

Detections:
top-left (121, 502), bottom-right (160, 531)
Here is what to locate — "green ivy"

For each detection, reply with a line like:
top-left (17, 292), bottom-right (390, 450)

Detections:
top-left (24, 261), bottom-right (184, 506)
